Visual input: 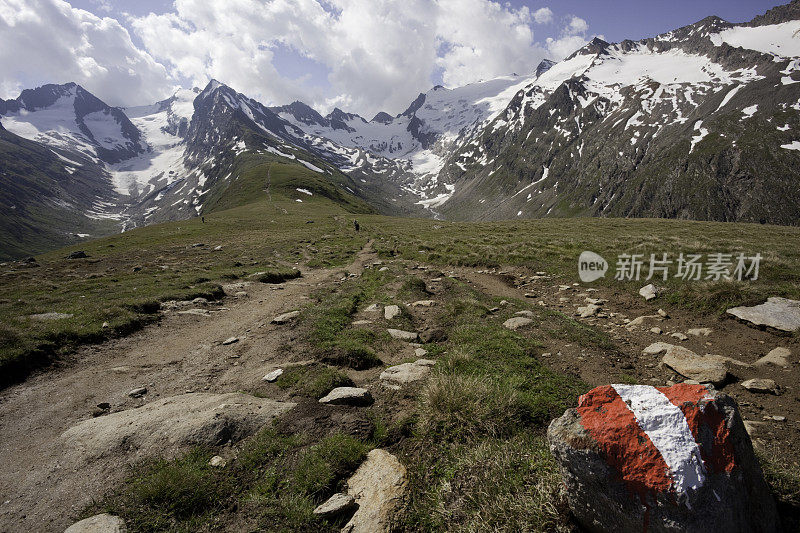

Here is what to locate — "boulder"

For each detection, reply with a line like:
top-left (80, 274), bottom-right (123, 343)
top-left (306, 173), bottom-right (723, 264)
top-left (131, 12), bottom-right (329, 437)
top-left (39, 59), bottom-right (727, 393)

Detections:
top-left (313, 492), bottom-right (357, 517)
top-left (61, 393), bottom-right (294, 462)
top-left (754, 347), bottom-right (791, 368)
top-left (64, 513), bottom-right (125, 532)
top-left (386, 329), bottom-right (419, 342)
top-left (319, 387), bottom-right (374, 406)
top-left (741, 379), bottom-right (778, 394)
top-left (342, 449), bottom-right (407, 533)
top-left (639, 283), bottom-right (657, 301)
top-left (548, 384), bottom-right (778, 533)
top-left (384, 305), bottom-right (401, 320)
top-left (271, 311), bottom-right (300, 324)
top-left (726, 297), bottom-right (800, 332)
top-left (503, 317), bottom-right (533, 330)
top-left (380, 360), bottom-right (432, 385)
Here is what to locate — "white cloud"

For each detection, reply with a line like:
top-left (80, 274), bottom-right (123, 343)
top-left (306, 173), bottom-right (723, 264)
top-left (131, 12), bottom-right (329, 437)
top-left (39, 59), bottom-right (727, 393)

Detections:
top-left (0, 0), bottom-right (172, 105)
top-left (533, 7), bottom-right (553, 24)
top-left (565, 16), bottom-right (589, 36)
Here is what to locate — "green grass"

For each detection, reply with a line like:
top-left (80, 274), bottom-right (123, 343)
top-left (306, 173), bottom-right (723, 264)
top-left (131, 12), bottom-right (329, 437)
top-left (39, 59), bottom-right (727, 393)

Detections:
top-left (275, 364), bottom-right (354, 399)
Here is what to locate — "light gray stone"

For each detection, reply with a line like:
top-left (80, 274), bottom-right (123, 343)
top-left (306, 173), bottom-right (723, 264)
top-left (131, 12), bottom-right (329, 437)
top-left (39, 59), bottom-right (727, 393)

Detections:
top-left (342, 449), bottom-right (407, 533)
top-left (380, 361), bottom-right (431, 384)
top-left (127, 387), bottom-right (147, 398)
top-left (384, 305), bottom-right (401, 320)
top-left (313, 492), bottom-right (356, 517)
top-left (687, 328), bottom-right (713, 337)
top-left (503, 317), bottom-right (533, 330)
top-left (319, 387), bottom-right (373, 406)
top-left (639, 283), bottom-right (657, 301)
top-left (386, 329), bottom-right (419, 341)
top-left (670, 332), bottom-right (688, 341)
top-left (514, 310), bottom-right (536, 318)
top-left (754, 347), bottom-right (791, 368)
top-left (221, 336), bottom-right (239, 345)
top-left (271, 310), bottom-right (300, 324)
top-left (61, 393), bottom-right (294, 462)
top-left (411, 300), bottom-right (436, 307)
top-left (741, 378), bottom-right (778, 394)
top-left (660, 345), bottom-right (728, 386)
top-left (727, 297), bottom-right (800, 332)
top-left (576, 304), bottom-right (600, 318)
top-left (209, 455), bottom-right (227, 467)
top-left (64, 513), bottom-right (126, 533)
top-left (414, 347), bottom-right (428, 357)
top-left (262, 369), bottom-right (283, 382)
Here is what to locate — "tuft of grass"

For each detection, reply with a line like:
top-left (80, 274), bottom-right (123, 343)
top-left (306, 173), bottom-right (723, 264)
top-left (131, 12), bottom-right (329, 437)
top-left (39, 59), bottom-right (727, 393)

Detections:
top-left (292, 433), bottom-right (368, 497)
top-left (275, 365), bottom-right (354, 399)
top-left (255, 269), bottom-right (302, 284)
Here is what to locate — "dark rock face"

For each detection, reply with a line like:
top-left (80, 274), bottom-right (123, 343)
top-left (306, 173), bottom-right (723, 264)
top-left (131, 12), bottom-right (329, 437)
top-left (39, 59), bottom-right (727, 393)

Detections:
top-left (547, 384), bottom-right (778, 533)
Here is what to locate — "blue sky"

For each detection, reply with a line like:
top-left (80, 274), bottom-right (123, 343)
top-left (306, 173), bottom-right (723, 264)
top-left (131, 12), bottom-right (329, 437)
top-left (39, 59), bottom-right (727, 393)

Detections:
top-left (1, 0), bottom-right (790, 115)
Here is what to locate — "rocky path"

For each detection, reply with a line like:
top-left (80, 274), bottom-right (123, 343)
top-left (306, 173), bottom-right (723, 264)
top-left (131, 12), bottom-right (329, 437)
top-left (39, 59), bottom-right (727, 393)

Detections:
top-left (0, 244), bottom-right (378, 532)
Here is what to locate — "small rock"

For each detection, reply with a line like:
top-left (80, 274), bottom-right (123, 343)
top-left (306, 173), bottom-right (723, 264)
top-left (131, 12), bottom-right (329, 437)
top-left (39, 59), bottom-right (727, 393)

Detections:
top-left (687, 327), bottom-right (713, 337)
top-left (102, 321), bottom-right (110, 329)
top-left (221, 336), bottom-right (239, 345)
top-left (411, 300), bottom-right (436, 307)
top-left (387, 329), bottom-right (419, 341)
top-left (67, 250), bottom-right (88, 259)
top-left (384, 305), bottom-right (401, 320)
top-left (585, 297), bottom-right (607, 305)
top-left (191, 243), bottom-right (205, 248)
top-left (661, 346), bottom-right (728, 386)
top-left (128, 387), bottom-right (147, 398)
top-left (64, 513), bottom-right (126, 533)
top-left (415, 359), bottom-right (436, 367)
top-left (380, 360), bottom-right (431, 384)
top-left (319, 387), bottom-right (374, 406)
top-left (515, 310), bottom-right (535, 318)
top-left (499, 300), bottom-right (509, 306)
top-left (379, 266), bottom-right (389, 272)
top-left (209, 455), bottom-right (227, 467)
top-left (503, 317), bottom-right (533, 330)
top-left (262, 369), bottom-right (283, 382)
top-left (313, 492), bottom-right (356, 517)
top-left (657, 308), bottom-right (669, 318)
top-left (364, 304), bottom-right (381, 313)
top-left (639, 283), bottom-right (657, 301)
top-left (414, 347), bottom-right (428, 357)
top-left (754, 347), bottom-right (791, 368)
top-left (670, 332), bottom-right (688, 341)
top-left (741, 378), bottom-right (778, 394)
top-left (576, 304), bottom-right (600, 318)
top-left (627, 314), bottom-right (662, 327)
top-left (650, 327), bottom-right (662, 335)
top-left (213, 245), bottom-right (223, 251)
top-left (272, 311), bottom-right (300, 324)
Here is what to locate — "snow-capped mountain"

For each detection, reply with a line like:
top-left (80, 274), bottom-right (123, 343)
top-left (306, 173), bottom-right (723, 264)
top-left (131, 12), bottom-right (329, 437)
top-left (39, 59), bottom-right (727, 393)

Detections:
top-left (1, 1), bottom-right (800, 259)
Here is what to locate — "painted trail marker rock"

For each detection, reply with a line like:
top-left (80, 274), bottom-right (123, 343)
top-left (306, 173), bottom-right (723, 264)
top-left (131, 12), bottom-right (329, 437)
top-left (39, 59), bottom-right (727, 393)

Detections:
top-left (548, 384), bottom-right (777, 533)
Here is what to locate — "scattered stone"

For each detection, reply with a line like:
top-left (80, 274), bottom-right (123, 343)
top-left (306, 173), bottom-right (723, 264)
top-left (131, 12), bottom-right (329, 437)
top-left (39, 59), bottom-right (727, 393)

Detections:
top-left (411, 300), bottom-right (436, 307)
top-left (754, 347), bottom-right (791, 368)
top-left (319, 387), bottom-right (374, 406)
top-left (191, 243), bottom-right (205, 248)
top-left (387, 329), bottom-right (419, 342)
top-left (548, 384), bottom-right (778, 533)
top-left (415, 359), bottom-right (436, 367)
top-left (650, 327), bottom-right (662, 335)
top-left (343, 449), bottom-right (407, 533)
top-left (741, 378), bottom-right (778, 394)
top-left (128, 387), bottom-right (147, 398)
top-left (384, 305), bottom-right (401, 320)
top-left (576, 304), bottom-right (600, 318)
top-left (364, 303), bottom-right (381, 313)
top-left (503, 317), bottom-right (533, 330)
top-left (313, 493), bottom-right (357, 517)
top-left (177, 309), bottom-right (210, 316)
top-left (262, 369), bottom-right (283, 382)
top-left (221, 336), bottom-right (239, 346)
top-left (379, 266), bottom-right (389, 272)
top-left (192, 297), bottom-right (209, 305)
top-left (660, 346), bottom-right (728, 386)
top-left (727, 297), bottom-right (800, 332)
top-left (419, 327), bottom-right (447, 343)
top-left (687, 327), bottom-right (713, 337)
top-left (29, 312), bottom-right (74, 321)
top-left (524, 293), bottom-right (536, 298)
top-left (209, 455), bottom-right (227, 467)
top-left (626, 314), bottom-right (662, 327)
top-left (414, 347), bottom-right (428, 357)
top-left (271, 311), bottom-right (300, 324)
top-left (67, 250), bottom-right (88, 259)
top-left (670, 332), bottom-right (688, 341)
top-left (499, 300), bottom-right (509, 306)
top-left (380, 360), bottom-right (431, 384)
top-left (65, 513), bottom-right (126, 533)
top-left (62, 393), bottom-right (294, 462)
top-left (102, 321), bottom-right (110, 329)
top-left (585, 297), bottom-right (607, 305)
top-left (639, 283), bottom-right (657, 301)
top-left (352, 320), bottom-right (373, 326)
top-left (515, 310), bottom-right (535, 318)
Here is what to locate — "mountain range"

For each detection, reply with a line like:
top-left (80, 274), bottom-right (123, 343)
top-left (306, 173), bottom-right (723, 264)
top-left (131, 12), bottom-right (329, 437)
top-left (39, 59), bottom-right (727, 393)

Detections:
top-left (2, 1), bottom-right (800, 259)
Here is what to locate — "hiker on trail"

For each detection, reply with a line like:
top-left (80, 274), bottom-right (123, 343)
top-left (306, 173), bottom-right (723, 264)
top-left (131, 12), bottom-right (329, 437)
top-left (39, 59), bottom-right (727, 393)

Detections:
top-left (202, 216), bottom-right (205, 223)
top-left (354, 220), bottom-right (360, 232)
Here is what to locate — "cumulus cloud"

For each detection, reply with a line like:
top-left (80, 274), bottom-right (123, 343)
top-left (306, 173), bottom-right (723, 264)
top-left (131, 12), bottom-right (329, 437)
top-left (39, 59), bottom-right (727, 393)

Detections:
top-left (0, 0), bottom-right (172, 105)
top-left (533, 7), bottom-right (553, 24)
top-left (0, 0), bottom-right (597, 115)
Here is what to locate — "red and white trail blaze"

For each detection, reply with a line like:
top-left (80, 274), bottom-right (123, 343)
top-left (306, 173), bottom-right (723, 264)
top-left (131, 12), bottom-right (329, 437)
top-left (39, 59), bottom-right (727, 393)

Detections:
top-left (577, 383), bottom-right (736, 496)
